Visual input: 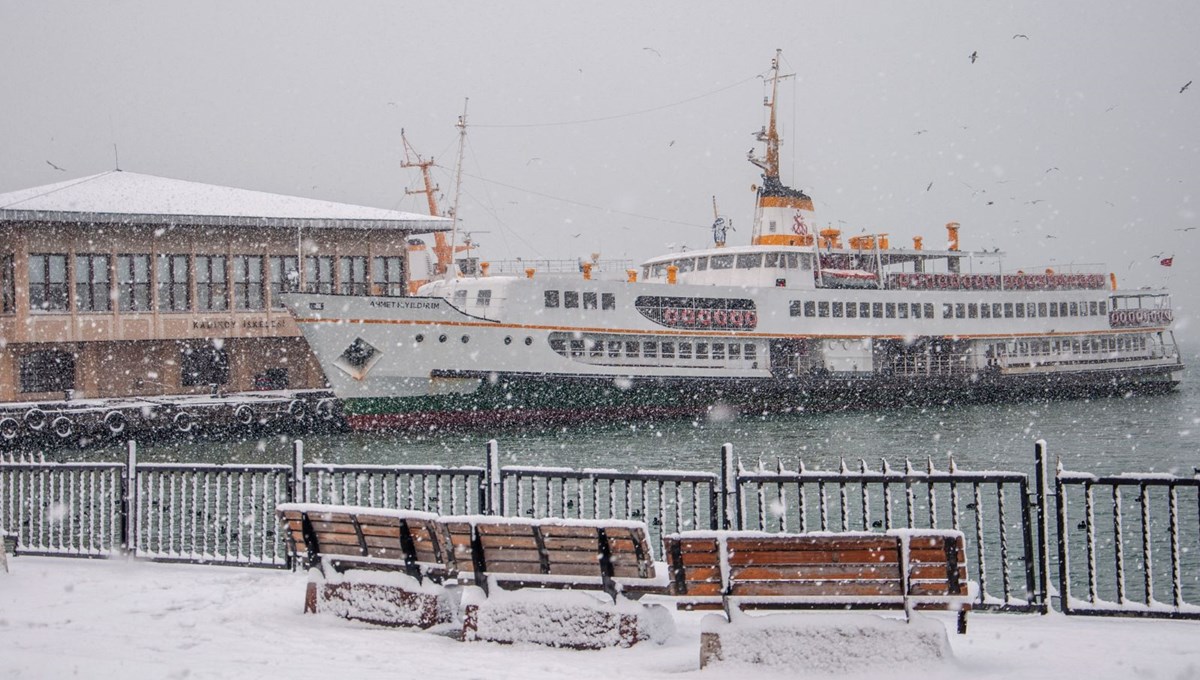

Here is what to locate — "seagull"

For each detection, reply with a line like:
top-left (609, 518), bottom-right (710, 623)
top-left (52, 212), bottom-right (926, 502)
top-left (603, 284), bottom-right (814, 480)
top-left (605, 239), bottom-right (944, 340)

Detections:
top-left (915, 129), bottom-right (927, 135)
top-left (1045, 235), bottom-right (1057, 239)
top-left (668, 140), bottom-right (675, 147)
top-left (45, 160), bottom-right (66, 172)
top-left (926, 182), bottom-right (933, 191)
top-left (1012, 34), bottom-right (1029, 40)
top-left (526, 157), bottom-right (541, 165)
top-left (571, 233), bottom-right (582, 238)
top-left (1045, 167), bottom-right (1060, 173)
top-left (643, 47), bottom-right (662, 57)
top-left (1105, 105), bottom-right (1117, 112)
top-left (1027, 199), bottom-right (1045, 205)
top-left (1182, 81), bottom-right (1192, 94)
top-left (969, 51), bottom-right (978, 63)
top-left (1177, 227), bottom-right (1197, 232)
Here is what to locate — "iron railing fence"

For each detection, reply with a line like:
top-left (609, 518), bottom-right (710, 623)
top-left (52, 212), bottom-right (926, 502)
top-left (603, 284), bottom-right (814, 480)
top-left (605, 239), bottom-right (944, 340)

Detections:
top-left (1055, 463), bottom-right (1200, 619)
top-left (302, 463), bottom-right (485, 516)
top-left (0, 461), bottom-right (124, 557)
top-left (728, 445), bottom-right (1043, 614)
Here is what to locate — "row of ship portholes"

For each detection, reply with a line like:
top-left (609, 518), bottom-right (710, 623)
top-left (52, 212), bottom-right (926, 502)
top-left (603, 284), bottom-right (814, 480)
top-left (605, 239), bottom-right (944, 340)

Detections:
top-left (413, 333), bottom-right (534, 346)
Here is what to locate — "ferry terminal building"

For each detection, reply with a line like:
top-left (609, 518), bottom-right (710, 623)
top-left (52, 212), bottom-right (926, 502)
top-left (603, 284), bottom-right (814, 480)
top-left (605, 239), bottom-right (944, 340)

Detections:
top-left (0, 171), bottom-right (449, 403)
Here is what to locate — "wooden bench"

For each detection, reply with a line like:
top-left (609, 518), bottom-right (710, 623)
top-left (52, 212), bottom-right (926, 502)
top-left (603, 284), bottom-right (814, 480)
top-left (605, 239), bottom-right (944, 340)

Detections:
top-left (277, 503), bottom-right (453, 628)
top-left (664, 529), bottom-right (972, 634)
top-left (439, 515), bottom-right (670, 648)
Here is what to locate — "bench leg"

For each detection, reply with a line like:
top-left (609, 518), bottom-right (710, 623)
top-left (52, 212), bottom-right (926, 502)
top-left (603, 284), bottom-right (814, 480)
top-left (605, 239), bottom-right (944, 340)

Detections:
top-left (957, 609), bottom-right (968, 635)
top-left (304, 581), bottom-right (318, 614)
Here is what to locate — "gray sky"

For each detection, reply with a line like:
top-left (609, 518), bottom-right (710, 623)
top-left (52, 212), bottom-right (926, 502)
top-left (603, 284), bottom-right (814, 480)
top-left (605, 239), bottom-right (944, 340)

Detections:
top-left (2, 1), bottom-right (1198, 322)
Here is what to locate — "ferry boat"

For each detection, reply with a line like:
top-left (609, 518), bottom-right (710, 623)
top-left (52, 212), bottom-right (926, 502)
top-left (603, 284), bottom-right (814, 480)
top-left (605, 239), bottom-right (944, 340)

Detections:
top-left (283, 52), bottom-right (1184, 430)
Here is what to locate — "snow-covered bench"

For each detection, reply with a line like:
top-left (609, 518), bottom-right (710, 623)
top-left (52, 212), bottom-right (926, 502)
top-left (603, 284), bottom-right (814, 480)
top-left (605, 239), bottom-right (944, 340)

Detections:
top-left (277, 505), bottom-right (673, 647)
top-left (277, 503), bottom-right (454, 628)
top-left (441, 515), bottom-right (672, 648)
top-left (664, 529), bottom-right (971, 667)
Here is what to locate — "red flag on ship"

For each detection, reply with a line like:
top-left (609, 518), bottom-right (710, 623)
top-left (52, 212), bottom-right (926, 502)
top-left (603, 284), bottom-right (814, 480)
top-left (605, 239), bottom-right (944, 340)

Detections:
top-left (1160, 257), bottom-right (1174, 267)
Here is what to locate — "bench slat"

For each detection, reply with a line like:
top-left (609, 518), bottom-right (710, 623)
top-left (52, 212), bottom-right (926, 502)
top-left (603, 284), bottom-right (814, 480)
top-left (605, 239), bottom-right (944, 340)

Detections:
top-left (728, 549), bottom-right (899, 566)
top-left (730, 581), bottom-right (905, 597)
top-left (730, 564), bottom-right (903, 582)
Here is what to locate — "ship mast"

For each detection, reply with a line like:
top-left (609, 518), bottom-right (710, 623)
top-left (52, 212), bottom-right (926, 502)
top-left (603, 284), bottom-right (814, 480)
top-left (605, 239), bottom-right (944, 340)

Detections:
top-left (400, 129), bottom-right (454, 275)
top-left (445, 98), bottom-right (469, 281)
top-left (749, 48), bottom-right (785, 182)
top-left (747, 50), bottom-right (814, 248)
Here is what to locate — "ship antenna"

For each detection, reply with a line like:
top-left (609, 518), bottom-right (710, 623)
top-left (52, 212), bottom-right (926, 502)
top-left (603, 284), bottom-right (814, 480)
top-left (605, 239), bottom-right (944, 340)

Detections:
top-left (401, 128), bottom-right (453, 275)
top-left (748, 49), bottom-right (791, 182)
top-left (445, 98), bottom-right (469, 281)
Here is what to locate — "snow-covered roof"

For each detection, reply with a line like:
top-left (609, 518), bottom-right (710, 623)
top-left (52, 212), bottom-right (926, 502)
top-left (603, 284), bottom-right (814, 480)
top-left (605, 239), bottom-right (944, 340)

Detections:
top-left (0, 170), bottom-right (452, 231)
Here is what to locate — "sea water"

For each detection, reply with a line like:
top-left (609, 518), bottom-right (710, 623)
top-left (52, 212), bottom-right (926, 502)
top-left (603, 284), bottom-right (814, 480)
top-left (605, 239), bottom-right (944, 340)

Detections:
top-left (86, 346), bottom-right (1199, 481)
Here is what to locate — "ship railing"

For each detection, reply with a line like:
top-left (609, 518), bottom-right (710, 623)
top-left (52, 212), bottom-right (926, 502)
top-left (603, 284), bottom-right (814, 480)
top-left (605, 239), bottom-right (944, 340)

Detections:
top-left (888, 354), bottom-right (972, 376)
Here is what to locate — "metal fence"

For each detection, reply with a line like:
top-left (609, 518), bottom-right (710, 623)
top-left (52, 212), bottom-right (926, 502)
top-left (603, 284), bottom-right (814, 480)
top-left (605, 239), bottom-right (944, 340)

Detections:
top-left (3, 437), bottom-right (1198, 621)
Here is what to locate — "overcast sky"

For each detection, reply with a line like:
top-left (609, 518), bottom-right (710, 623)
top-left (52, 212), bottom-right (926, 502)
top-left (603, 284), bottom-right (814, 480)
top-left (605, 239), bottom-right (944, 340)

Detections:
top-left (2, 1), bottom-right (1197, 321)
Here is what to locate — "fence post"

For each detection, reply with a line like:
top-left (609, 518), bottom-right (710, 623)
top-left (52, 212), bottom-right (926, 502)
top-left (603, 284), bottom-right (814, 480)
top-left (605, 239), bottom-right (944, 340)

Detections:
top-left (292, 440), bottom-right (305, 504)
top-left (1033, 439), bottom-right (1051, 614)
top-left (720, 443), bottom-right (738, 529)
top-left (121, 440), bottom-right (137, 556)
top-left (485, 439), bottom-right (501, 515)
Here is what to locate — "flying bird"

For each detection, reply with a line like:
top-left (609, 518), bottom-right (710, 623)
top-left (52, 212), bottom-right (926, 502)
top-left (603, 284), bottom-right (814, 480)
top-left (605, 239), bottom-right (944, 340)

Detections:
top-left (668, 140), bottom-right (675, 147)
top-left (969, 51), bottom-right (978, 63)
top-left (1177, 227), bottom-right (1197, 232)
top-left (642, 47), bottom-right (661, 57)
top-left (45, 160), bottom-right (66, 172)
top-left (926, 182), bottom-right (933, 191)
top-left (1012, 34), bottom-right (1029, 40)
top-left (914, 129), bottom-right (927, 135)
top-left (1045, 167), bottom-right (1060, 173)
top-left (1181, 81), bottom-right (1192, 94)
top-left (1027, 199), bottom-right (1045, 205)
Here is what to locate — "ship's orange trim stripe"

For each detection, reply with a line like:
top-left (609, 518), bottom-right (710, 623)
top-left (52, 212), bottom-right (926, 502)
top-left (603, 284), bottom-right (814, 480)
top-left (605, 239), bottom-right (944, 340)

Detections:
top-left (294, 317), bottom-right (1167, 341)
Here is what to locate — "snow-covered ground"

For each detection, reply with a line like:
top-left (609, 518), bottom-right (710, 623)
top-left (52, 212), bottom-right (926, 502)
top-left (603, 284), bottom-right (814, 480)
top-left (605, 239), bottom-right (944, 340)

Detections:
top-left (3, 556), bottom-right (1199, 680)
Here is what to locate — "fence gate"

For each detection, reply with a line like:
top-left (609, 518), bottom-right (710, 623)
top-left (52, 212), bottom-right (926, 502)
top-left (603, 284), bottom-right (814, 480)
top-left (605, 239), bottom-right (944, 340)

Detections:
top-left (1054, 460), bottom-right (1200, 619)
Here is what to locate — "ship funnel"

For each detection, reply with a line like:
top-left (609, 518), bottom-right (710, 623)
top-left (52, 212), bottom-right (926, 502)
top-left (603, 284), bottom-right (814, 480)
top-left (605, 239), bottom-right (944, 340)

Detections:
top-left (946, 222), bottom-right (960, 251)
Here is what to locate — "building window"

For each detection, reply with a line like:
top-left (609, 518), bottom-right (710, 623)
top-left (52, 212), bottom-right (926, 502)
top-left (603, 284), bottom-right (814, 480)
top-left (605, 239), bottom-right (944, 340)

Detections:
top-left (305, 255), bottom-right (334, 294)
top-left (234, 255), bottom-right (264, 310)
top-left (544, 290), bottom-right (560, 308)
top-left (72, 254), bottom-right (111, 312)
top-left (269, 255), bottom-right (299, 309)
top-left (602, 293), bottom-right (616, 310)
top-left (339, 256), bottom-right (367, 296)
top-left (564, 291), bottom-right (579, 308)
top-left (373, 256), bottom-right (405, 297)
top-left (19, 349), bottom-right (75, 393)
top-left (28, 253), bottom-right (69, 312)
top-left (117, 254), bottom-right (152, 312)
top-left (180, 341), bottom-right (230, 387)
top-left (0, 254), bottom-right (13, 314)
top-left (196, 255), bottom-right (229, 312)
top-left (156, 254), bottom-right (191, 312)
top-left (583, 292), bottom-right (597, 310)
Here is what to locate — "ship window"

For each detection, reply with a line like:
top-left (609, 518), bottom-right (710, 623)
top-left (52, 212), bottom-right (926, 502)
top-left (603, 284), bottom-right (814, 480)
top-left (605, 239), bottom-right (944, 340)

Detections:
top-left (696, 257), bottom-right (709, 271)
top-left (805, 301), bottom-right (816, 317)
top-left (1069, 302), bottom-right (1079, 316)
top-left (1049, 302), bottom-right (1058, 317)
top-left (678, 342), bottom-right (692, 359)
top-left (955, 303), bottom-right (966, 319)
top-left (602, 293), bottom-right (615, 310)
top-left (19, 349), bottom-right (75, 393)
top-left (793, 253), bottom-right (806, 270)
top-left (789, 301), bottom-right (803, 317)
top-left (745, 344), bottom-right (757, 361)
top-left (1038, 302), bottom-right (1048, 317)
top-left (583, 292), bottom-right (597, 309)
top-left (1099, 301), bottom-right (1107, 315)
top-left (589, 339), bottom-right (603, 358)
top-left (860, 302), bottom-right (871, 318)
top-left (886, 303), bottom-right (896, 318)
top-left (736, 253), bottom-right (763, 269)
top-left (1004, 303), bottom-right (1014, 318)
top-left (1090, 301), bottom-right (1099, 316)
top-left (729, 344), bottom-right (741, 359)
top-left (990, 303), bottom-right (1000, 318)
top-left (677, 258), bottom-right (695, 273)
top-left (642, 266), bottom-right (651, 279)
top-left (897, 303), bottom-right (908, 319)
top-left (569, 339), bottom-right (585, 357)
top-left (818, 301), bottom-right (830, 317)
top-left (607, 341), bottom-right (621, 358)
top-left (1058, 302), bottom-right (1068, 317)
top-left (764, 253), bottom-right (780, 268)
top-left (453, 289), bottom-right (468, 305)
top-left (651, 263), bottom-right (668, 278)
top-left (712, 343), bottom-right (724, 360)
top-left (661, 341), bottom-right (675, 358)
top-left (968, 304), bottom-right (978, 319)
top-left (942, 303), bottom-right (952, 319)
top-left (564, 291), bottom-right (579, 308)
top-left (1027, 303), bottom-right (1037, 317)
top-left (832, 302), bottom-right (844, 318)
top-left (545, 290), bottom-right (560, 308)
top-left (846, 302), bottom-right (857, 318)
top-left (550, 338), bottom-right (566, 354)
top-left (644, 341), bottom-right (658, 358)
top-left (477, 290), bottom-right (492, 307)
top-left (980, 303), bottom-right (990, 319)
top-left (696, 343), bottom-right (709, 359)
top-left (625, 341), bottom-right (640, 358)
top-left (711, 255), bottom-right (734, 270)
top-left (911, 303), bottom-right (922, 319)
top-left (1016, 303), bottom-right (1027, 318)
